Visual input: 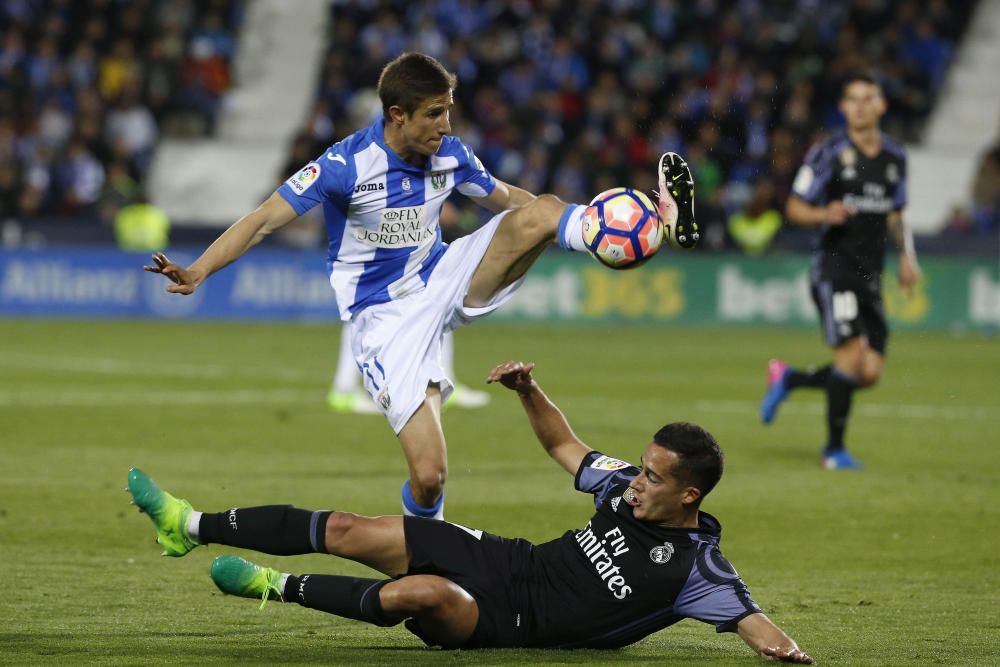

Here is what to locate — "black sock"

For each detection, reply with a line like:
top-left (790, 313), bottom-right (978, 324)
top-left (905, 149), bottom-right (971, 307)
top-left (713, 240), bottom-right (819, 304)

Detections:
top-left (787, 364), bottom-right (831, 390)
top-left (826, 370), bottom-right (857, 451)
top-left (198, 505), bottom-right (331, 555)
top-left (283, 574), bottom-right (397, 627)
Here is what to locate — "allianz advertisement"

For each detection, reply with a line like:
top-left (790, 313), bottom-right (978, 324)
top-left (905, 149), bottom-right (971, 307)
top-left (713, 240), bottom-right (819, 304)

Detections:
top-left (0, 249), bottom-right (997, 330)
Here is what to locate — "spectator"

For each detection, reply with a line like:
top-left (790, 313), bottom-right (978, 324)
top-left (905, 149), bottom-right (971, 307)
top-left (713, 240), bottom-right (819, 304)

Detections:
top-left (53, 137), bottom-right (104, 214)
top-left (971, 141), bottom-right (1000, 234)
top-left (0, 0), bottom-right (243, 225)
top-left (105, 83), bottom-right (158, 174)
top-left (727, 179), bottom-right (782, 256)
top-left (113, 192), bottom-right (170, 252)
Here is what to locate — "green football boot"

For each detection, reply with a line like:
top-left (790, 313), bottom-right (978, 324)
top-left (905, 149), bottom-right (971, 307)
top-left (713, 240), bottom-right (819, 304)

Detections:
top-left (127, 467), bottom-right (199, 557)
top-left (210, 555), bottom-right (284, 609)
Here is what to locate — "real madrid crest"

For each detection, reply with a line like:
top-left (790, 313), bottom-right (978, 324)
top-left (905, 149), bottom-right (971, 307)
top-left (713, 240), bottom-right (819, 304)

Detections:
top-left (886, 163), bottom-right (899, 184)
top-left (649, 541), bottom-right (675, 564)
top-left (839, 147), bottom-right (857, 180)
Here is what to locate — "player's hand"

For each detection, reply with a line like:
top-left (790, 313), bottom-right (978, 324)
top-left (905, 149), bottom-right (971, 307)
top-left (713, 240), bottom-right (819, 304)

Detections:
top-left (761, 645), bottom-right (815, 664)
top-left (143, 252), bottom-right (202, 295)
top-left (486, 360), bottom-right (536, 394)
top-left (823, 201), bottom-right (851, 225)
top-left (897, 253), bottom-right (921, 298)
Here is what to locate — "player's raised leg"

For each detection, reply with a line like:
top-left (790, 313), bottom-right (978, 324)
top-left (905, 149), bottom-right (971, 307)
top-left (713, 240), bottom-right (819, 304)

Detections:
top-left (464, 194), bottom-right (567, 307)
top-left (657, 152), bottom-right (699, 249)
top-left (466, 154), bottom-right (698, 307)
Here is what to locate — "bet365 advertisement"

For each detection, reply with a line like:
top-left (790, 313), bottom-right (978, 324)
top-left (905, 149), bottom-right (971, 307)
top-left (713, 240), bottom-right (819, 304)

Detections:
top-left (1, 248), bottom-right (997, 330)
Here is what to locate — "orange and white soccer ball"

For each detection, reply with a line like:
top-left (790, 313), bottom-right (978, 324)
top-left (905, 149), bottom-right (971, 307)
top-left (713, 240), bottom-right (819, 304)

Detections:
top-left (581, 188), bottom-right (664, 269)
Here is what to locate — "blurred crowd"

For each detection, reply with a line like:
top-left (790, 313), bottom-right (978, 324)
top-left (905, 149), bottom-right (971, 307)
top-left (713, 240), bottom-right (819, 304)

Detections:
top-left (2, 0), bottom-right (995, 250)
top-left (283, 0), bottom-right (986, 251)
top-left (0, 0), bottom-right (242, 230)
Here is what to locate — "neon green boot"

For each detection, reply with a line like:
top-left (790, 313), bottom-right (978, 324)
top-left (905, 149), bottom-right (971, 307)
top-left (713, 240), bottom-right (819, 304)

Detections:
top-left (127, 467), bottom-right (199, 557)
top-left (210, 555), bottom-right (284, 609)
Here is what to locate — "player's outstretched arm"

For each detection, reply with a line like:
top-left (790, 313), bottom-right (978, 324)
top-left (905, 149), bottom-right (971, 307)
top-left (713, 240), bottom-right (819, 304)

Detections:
top-left (476, 179), bottom-right (537, 213)
top-left (887, 211), bottom-right (921, 296)
top-left (486, 360), bottom-right (591, 475)
top-left (737, 613), bottom-right (814, 664)
top-left (785, 195), bottom-right (849, 227)
top-left (143, 192), bottom-right (297, 294)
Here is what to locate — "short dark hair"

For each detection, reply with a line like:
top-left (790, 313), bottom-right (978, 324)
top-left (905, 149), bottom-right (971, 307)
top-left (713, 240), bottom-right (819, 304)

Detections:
top-left (377, 52), bottom-right (457, 121)
top-left (841, 70), bottom-right (882, 97)
top-left (653, 422), bottom-right (723, 504)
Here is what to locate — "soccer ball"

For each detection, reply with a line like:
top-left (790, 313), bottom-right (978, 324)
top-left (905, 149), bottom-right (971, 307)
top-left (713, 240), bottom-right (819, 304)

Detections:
top-left (581, 188), bottom-right (664, 269)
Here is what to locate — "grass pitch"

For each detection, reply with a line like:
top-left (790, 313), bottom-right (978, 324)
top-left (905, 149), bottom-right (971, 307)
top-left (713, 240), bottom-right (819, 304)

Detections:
top-left (1, 319), bottom-right (997, 665)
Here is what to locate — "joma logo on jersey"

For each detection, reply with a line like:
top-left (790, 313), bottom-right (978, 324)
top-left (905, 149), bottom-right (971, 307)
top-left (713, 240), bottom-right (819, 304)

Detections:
top-left (429, 172), bottom-right (447, 190)
top-left (354, 182), bottom-right (385, 193)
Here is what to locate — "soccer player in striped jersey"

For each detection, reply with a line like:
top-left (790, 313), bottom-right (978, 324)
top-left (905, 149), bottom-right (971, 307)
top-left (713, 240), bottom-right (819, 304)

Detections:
top-left (145, 52), bottom-right (696, 519)
top-left (760, 72), bottom-right (921, 469)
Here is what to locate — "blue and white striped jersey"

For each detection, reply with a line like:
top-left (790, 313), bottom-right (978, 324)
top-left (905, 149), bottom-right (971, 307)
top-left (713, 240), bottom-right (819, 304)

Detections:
top-left (277, 117), bottom-right (496, 320)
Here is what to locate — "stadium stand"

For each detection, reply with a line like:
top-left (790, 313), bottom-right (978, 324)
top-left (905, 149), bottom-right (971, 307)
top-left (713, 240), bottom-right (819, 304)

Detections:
top-left (2, 0), bottom-right (992, 251)
top-left (278, 0), bottom-right (979, 253)
top-left (0, 0), bottom-right (243, 237)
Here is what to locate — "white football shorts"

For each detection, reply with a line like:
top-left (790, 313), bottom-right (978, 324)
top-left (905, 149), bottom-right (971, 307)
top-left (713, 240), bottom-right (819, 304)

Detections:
top-left (349, 210), bottom-right (523, 434)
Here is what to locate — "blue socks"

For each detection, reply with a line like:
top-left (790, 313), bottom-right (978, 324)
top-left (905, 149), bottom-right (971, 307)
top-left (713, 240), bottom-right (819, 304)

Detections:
top-left (557, 204), bottom-right (588, 252)
top-left (401, 481), bottom-right (444, 520)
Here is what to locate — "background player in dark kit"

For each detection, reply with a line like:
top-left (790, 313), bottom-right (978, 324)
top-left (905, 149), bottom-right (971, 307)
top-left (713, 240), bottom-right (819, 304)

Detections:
top-left (762, 71), bottom-right (921, 470)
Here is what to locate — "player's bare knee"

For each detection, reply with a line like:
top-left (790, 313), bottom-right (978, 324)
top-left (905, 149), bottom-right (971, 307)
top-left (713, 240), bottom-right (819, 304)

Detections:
top-left (323, 511), bottom-right (359, 550)
top-left (515, 194), bottom-right (563, 244)
top-left (382, 577), bottom-right (452, 615)
top-left (410, 465), bottom-right (446, 499)
top-left (859, 369), bottom-right (882, 388)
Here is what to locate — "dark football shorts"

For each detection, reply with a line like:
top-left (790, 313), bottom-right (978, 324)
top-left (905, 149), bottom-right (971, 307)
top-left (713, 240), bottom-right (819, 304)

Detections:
top-left (811, 275), bottom-right (888, 354)
top-left (403, 516), bottom-right (532, 649)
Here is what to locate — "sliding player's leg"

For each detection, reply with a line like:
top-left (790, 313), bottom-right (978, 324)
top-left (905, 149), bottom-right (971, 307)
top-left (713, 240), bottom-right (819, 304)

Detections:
top-left (128, 468), bottom-right (410, 572)
top-left (210, 555), bottom-right (478, 646)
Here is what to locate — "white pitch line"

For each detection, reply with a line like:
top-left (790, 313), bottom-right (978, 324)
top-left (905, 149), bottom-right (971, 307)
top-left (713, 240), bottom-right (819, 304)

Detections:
top-left (0, 352), bottom-right (323, 382)
top-left (692, 399), bottom-right (1000, 421)
top-left (0, 384), bottom-right (995, 421)
top-left (0, 388), bottom-right (320, 407)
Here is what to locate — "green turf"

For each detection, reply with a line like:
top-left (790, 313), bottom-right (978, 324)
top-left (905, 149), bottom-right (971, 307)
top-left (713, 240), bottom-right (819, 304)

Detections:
top-left (1, 319), bottom-right (997, 665)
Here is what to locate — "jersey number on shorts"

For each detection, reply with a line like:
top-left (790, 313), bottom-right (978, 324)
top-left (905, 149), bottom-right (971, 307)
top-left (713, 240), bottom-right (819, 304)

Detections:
top-left (832, 291), bottom-right (858, 322)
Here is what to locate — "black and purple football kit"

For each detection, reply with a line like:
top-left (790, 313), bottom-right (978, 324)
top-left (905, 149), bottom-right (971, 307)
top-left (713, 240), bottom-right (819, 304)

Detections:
top-left (403, 450), bottom-right (761, 648)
